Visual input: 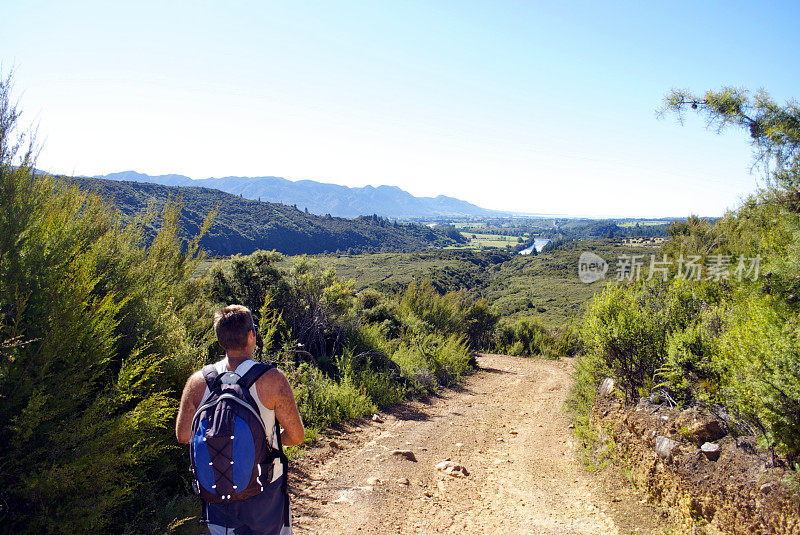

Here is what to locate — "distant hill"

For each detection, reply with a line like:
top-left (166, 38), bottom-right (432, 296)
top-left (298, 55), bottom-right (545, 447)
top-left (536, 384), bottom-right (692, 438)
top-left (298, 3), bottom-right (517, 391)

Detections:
top-left (95, 171), bottom-right (508, 219)
top-left (69, 177), bottom-right (459, 256)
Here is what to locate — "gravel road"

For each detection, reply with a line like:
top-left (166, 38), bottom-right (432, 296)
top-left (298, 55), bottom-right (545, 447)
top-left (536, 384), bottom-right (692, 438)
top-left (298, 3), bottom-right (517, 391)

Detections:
top-left (288, 354), bottom-right (672, 534)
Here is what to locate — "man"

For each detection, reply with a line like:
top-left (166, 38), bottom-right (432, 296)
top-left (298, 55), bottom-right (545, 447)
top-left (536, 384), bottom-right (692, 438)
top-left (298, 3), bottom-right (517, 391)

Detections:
top-left (176, 305), bottom-right (304, 535)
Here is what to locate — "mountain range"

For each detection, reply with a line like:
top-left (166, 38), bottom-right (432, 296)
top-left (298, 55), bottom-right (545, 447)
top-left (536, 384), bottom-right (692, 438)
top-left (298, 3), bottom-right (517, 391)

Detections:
top-left (95, 171), bottom-right (508, 219)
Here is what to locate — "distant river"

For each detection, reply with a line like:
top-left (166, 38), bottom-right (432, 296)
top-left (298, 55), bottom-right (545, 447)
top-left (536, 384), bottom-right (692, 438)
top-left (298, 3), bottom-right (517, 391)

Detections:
top-left (519, 238), bottom-right (550, 255)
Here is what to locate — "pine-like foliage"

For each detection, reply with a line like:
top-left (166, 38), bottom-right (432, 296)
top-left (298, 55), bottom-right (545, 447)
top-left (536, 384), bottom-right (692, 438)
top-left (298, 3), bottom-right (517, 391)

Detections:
top-left (0, 74), bottom-right (213, 533)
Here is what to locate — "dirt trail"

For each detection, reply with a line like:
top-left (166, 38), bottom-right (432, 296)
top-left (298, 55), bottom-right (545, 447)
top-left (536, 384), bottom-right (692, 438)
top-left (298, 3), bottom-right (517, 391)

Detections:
top-left (289, 354), bottom-right (672, 534)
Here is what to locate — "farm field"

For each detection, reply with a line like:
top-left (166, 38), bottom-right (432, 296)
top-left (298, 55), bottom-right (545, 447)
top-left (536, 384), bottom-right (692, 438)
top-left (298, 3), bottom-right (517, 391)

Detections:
top-left (458, 231), bottom-right (522, 249)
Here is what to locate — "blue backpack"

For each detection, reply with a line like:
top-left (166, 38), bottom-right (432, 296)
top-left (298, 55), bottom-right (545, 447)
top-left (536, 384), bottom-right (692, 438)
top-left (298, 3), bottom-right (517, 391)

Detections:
top-left (189, 362), bottom-right (289, 521)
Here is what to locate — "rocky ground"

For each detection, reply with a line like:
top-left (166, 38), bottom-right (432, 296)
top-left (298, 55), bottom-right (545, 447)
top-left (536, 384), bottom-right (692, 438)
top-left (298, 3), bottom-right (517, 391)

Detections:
top-left (287, 354), bottom-right (675, 534)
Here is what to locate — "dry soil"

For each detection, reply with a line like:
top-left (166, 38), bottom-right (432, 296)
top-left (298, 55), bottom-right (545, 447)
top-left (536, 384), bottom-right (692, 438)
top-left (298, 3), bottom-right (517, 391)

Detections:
top-left (289, 354), bottom-right (674, 534)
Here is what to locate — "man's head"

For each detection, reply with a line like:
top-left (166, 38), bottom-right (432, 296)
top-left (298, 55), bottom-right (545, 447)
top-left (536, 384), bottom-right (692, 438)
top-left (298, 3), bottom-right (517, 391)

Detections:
top-left (214, 305), bottom-right (256, 352)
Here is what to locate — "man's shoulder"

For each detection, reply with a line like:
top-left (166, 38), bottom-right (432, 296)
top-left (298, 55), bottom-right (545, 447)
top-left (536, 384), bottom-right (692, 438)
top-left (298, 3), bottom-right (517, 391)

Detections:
top-left (187, 369), bottom-right (208, 392)
top-left (255, 364), bottom-right (287, 387)
top-left (253, 365), bottom-right (292, 406)
top-left (179, 370), bottom-right (209, 411)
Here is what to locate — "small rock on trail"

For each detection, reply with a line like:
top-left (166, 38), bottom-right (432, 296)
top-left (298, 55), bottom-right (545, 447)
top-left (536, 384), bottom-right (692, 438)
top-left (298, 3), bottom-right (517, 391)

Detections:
top-left (700, 442), bottom-right (721, 461)
top-left (436, 460), bottom-right (469, 477)
top-left (390, 449), bottom-right (417, 462)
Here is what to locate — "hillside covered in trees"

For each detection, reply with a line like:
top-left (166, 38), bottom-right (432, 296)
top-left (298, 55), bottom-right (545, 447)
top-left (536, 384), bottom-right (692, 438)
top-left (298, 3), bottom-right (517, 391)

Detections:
top-left (68, 177), bottom-right (459, 255)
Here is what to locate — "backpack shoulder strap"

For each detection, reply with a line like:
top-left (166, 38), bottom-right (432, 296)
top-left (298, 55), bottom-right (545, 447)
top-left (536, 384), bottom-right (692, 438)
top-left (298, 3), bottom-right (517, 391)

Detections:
top-left (201, 364), bottom-right (220, 391)
top-left (273, 400), bottom-right (291, 526)
top-left (237, 361), bottom-right (275, 390)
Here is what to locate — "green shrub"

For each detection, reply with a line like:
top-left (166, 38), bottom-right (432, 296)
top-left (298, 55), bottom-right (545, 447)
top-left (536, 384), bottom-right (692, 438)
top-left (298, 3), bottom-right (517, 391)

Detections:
top-left (355, 289), bottom-right (402, 338)
top-left (659, 311), bottom-right (726, 404)
top-left (351, 367), bottom-right (406, 408)
top-left (718, 297), bottom-right (800, 458)
top-left (431, 333), bottom-right (473, 384)
top-left (494, 318), bottom-right (554, 357)
top-left (580, 282), bottom-right (670, 402)
top-left (463, 298), bottom-right (500, 350)
top-left (550, 322), bottom-right (583, 358)
top-left (0, 176), bottom-right (210, 531)
top-left (289, 362), bottom-right (376, 432)
top-left (391, 342), bottom-right (439, 394)
top-left (395, 280), bottom-right (498, 352)
top-left (391, 333), bottom-right (472, 391)
top-left (565, 349), bottom-right (608, 465)
top-left (397, 280), bottom-right (462, 336)
top-left (206, 250), bottom-right (285, 316)
top-left (335, 348), bottom-right (407, 408)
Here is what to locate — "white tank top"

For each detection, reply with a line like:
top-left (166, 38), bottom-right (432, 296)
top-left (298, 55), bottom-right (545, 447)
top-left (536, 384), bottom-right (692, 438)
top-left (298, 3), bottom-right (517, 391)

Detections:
top-left (199, 358), bottom-right (283, 482)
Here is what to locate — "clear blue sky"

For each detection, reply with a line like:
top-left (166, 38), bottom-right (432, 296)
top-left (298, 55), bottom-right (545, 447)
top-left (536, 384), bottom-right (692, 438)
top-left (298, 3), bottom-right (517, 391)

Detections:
top-left (2, 0), bottom-right (798, 217)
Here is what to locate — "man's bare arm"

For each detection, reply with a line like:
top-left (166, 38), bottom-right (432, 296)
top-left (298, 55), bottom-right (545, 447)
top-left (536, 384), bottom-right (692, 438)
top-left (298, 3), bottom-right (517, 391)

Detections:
top-left (259, 368), bottom-right (305, 447)
top-left (175, 371), bottom-right (206, 443)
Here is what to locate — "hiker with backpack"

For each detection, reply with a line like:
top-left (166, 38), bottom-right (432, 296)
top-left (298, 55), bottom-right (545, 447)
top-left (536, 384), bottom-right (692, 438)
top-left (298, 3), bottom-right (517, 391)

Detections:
top-left (176, 305), bottom-right (305, 535)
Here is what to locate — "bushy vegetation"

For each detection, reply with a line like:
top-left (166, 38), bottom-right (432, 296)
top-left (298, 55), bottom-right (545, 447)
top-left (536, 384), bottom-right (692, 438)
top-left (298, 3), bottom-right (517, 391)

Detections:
top-left (0, 74), bottom-right (214, 532)
top-left (205, 257), bottom-right (490, 433)
top-left (493, 319), bottom-right (553, 358)
top-left (569, 87), bottom-right (800, 462)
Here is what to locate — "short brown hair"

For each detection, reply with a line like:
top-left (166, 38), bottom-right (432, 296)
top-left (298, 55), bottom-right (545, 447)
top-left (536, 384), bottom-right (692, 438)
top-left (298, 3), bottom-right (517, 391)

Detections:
top-left (214, 305), bottom-right (255, 351)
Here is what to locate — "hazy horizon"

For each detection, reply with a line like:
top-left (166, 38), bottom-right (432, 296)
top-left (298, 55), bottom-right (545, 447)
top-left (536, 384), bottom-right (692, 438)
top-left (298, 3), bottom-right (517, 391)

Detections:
top-left (89, 169), bottom-right (711, 220)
